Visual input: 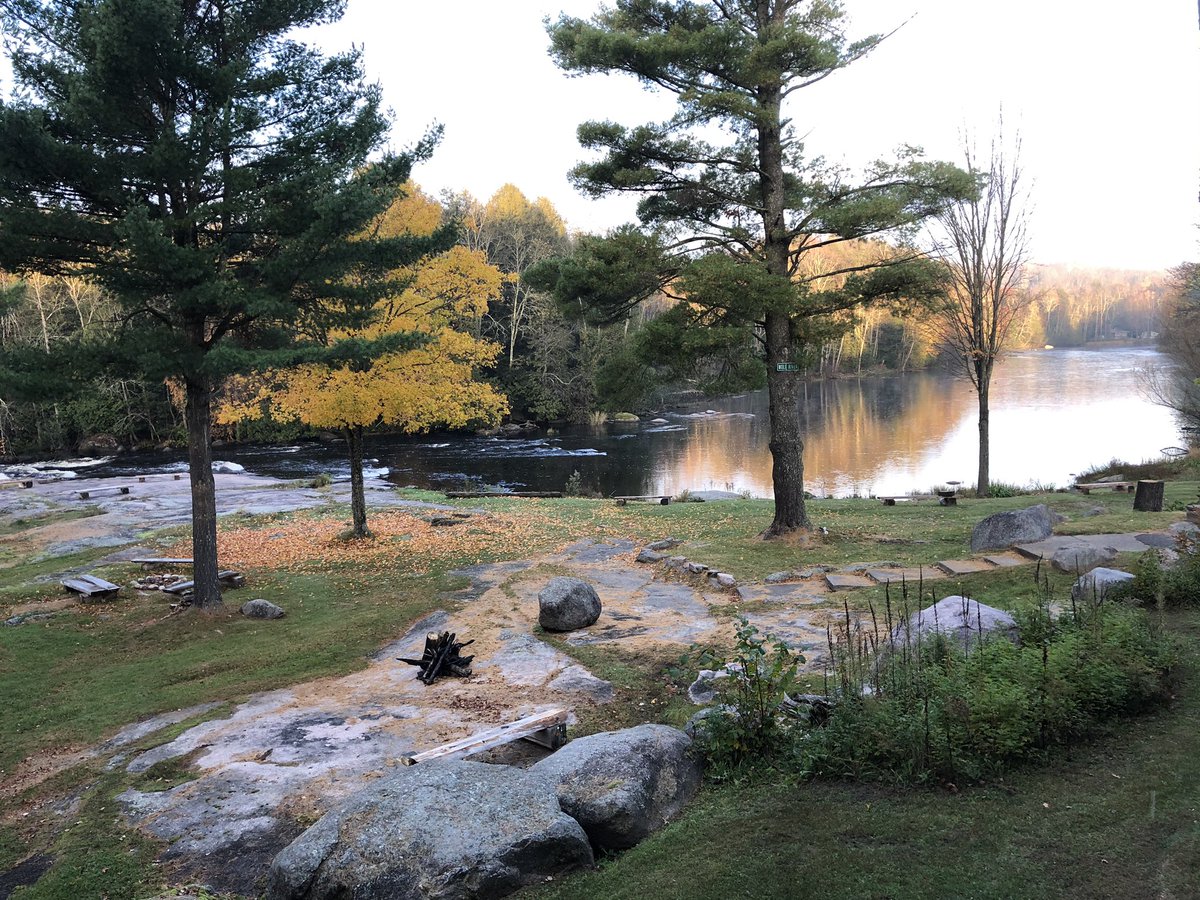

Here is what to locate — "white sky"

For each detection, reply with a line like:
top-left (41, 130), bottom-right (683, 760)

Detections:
top-left (309, 0), bottom-right (1200, 272)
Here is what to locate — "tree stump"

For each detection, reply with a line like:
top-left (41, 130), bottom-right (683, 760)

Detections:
top-left (1133, 480), bottom-right (1164, 512)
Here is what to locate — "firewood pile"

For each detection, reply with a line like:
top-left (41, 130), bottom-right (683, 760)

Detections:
top-left (398, 631), bottom-right (475, 684)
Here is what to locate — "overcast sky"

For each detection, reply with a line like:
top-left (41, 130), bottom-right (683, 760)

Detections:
top-left (315, 2), bottom-right (1192, 271)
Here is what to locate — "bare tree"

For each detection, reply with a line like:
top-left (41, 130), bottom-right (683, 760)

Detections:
top-left (934, 126), bottom-right (1032, 496)
top-left (1144, 262), bottom-right (1200, 434)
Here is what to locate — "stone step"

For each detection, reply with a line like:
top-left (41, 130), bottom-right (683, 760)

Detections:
top-left (864, 567), bottom-right (946, 585)
top-left (937, 559), bottom-right (995, 576)
top-left (825, 573), bottom-right (876, 592)
top-left (981, 553), bottom-right (1028, 568)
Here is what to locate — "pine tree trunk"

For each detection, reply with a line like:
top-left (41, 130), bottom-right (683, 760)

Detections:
top-left (758, 69), bottom-right (809, 537)
top-left (976, 381), bottom-right (990, 498)
top-left (184, 375), bottom-right (222, 610)
top-left (345, 424), bottom-right (370, 537)
top-left (764, 311), bottom-right (809, 534)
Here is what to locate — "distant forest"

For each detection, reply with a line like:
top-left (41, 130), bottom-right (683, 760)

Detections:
top-left (0, 182), bottom-right (1179, 458)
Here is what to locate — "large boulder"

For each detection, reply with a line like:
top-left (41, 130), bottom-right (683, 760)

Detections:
top-left (266, 760), bottom-right (592, 900)
top-left (1070, 567), bottom-right (1135, 602)
top-left (1050, 544), bottom-right (1118, 574)
top-left (530, 724), bottom-right (700, 850)
top-left (891, 596), bottom-right (1018, 650)
top-left (538, 577), bottom-right (601, 632)
top-left (970, 504), bottom-right (1060, 551)
top-left (240, 599), bottom-right (286, 620)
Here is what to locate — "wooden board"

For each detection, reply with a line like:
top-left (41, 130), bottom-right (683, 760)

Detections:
top-left (614, 495), bottom-right (670, 506)
top-left (162, 570), bottom-right (244, 594)
top-left (1073, 481), bottom-right (1135, 494)
top-left (62, 574), bottom-right (121, 598)
top-left (401, 708), bottom-right (569, 766)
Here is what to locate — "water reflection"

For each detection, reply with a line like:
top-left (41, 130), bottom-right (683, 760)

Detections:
top-left (70, 347), bottom-right (1183, 498)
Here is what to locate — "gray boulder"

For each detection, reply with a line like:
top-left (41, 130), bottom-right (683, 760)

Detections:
top-left (531, 724), bottom-right (700, 850)
top-left (891, 596), bottom-right (1018, 650)
top-left (1050, 544), bottom-right (1118, 574)
top-left (547, 665), bottom-right (615, 703)
top-left (970, 504), bottom-right (1061, 551)
top-left (687, 669), bottom-right (730, 705)
top-left (240, 599), bottom-right (285, 620)
top-left (1070, 567), bottom-right (1135, 602)
top-left (538, 578), bottom-right (602, 632)
top-left (266, 760), bottom-right (592, 900)
top-left (636, 549), bottom-right (665, 564)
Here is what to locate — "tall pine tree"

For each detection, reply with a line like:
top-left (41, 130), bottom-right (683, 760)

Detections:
top-left (536, 0), bottom-right (974, 535)
top-left (0, 0), bottom-right (448, 608)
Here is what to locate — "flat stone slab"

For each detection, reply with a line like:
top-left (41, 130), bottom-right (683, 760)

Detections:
top-left (981, 553), bottom-right (1027, 568)
top-left (1016, 533), bottom-right (1162, 559)
top-left (735, 583), bottom-right (829, 605)
top-left (825, 574), bottom-right (875, 591)
top-left (864, 567), bottom-right (945, 585)
top-left (937, 559), bottom-right (994, 575)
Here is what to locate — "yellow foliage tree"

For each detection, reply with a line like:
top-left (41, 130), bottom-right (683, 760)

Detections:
top-left (218, 184), bottom-right (508, 536)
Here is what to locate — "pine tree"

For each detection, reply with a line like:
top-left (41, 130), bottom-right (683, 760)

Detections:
top-left (0, 0), bottom-right (448, 608)
top-left (536, 0), bottom-right (974, 534)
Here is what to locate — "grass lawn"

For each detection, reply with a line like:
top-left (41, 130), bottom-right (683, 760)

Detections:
top-left (0, 478), bottom-right (1197, 898)
top-left (532, 610), bottom-right (1200, 900)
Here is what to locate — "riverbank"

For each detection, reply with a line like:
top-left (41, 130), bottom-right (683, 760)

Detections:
top-left (1, 477), bottom-right (1197, 897)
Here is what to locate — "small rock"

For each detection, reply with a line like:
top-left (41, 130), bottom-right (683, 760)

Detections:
top-left (538, 578), bottom-right (602, 632)
top-left (647, 538), bottom-right (682, 551)
top-left (687, 668), bottom-right (730, 705)
top-left (636, 549), bottom-right (665, 564)
top-left (1070, 567), bottom-right (1135, 602)
top-left (684, 561), bottom-right (708, 575)
top-left (429, 516), bottom-right (463, 527)
top-left (664, 556), bottom-right (688, 570)
top-left (714, 573), bottom-right (736, 588)
top-left (1083, 505), bottom-right (1106, 517)
top-left (240, 599), bottom-right (286, 620)
top-left (764, 571), bottom-right (793, 584)
top-left (1050, 545), bottom-right (1118, 574)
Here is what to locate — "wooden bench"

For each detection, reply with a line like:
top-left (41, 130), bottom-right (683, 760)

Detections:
top-left (401, 707), bottom-right (569, 766)
top-left (935, 488), bottom-right (959, 507)
top-left (614, 495), bottom-right (671, 506)
top-left (0, 479), bottom-right (34, 490)
top-left (62, 574), bottom-right (121, 599)
top-left (163, 570), bottom-right (245, 594)
top-left (1073, 481), bottom-right (1135, 495)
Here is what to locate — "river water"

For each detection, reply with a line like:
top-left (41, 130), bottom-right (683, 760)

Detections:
top-left (9, 346), bottom-right (1188, 498)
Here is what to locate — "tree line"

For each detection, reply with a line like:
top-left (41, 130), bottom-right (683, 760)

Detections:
top-left (0, 0), bottom-right (1187, 605)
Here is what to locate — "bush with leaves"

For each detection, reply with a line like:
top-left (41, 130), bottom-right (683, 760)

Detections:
top-left (689, 618), bottom-right (803, 779)
top-left (1131, 534), bottom-right (1200, 607)
top-left (797, 597), bottom-right (1177, 784)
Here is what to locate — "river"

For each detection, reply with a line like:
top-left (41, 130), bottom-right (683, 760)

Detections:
top-left (6, 346), bottom-right (1188, 498)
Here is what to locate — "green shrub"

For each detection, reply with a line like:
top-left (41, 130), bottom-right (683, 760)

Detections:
top-left (797, 599), bottom-right (1177, 784)
top-left (1131, 536), bottom-right (1200, 607)
top-left (688, 617), bottom-right (802, 779)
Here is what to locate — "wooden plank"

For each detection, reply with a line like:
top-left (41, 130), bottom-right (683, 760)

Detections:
top-left (401, 708), bottom-right (569, 766)
top-left (1073, 481), bottom-right (1135, 493)
top-left (614, 495), bottom-right (670, 506)
top-left (62, 577), bottom-right (119, 598)
top-left (163, 570), bottom-right (243, 594)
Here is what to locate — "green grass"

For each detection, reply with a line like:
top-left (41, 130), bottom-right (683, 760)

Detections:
top-left (1, 480), bottom-right (1197, 898)
top-left (0, 568), bottom-right (457, 775)
top-left (531, 610), bottom-right (1200, 900)
top-left (459, 486), bottom-right (1197, 583)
